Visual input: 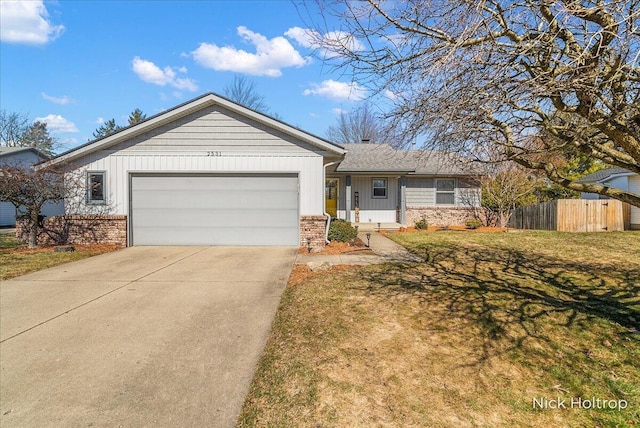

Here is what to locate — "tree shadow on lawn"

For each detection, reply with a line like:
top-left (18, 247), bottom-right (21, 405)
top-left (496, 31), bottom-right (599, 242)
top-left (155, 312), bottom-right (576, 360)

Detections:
top-left (358, 242), bottom-right (640, 368)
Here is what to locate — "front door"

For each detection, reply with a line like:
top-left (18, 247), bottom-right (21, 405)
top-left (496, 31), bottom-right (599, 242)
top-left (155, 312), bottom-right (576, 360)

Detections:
top-left (325, 178), bottom-right (338, 217)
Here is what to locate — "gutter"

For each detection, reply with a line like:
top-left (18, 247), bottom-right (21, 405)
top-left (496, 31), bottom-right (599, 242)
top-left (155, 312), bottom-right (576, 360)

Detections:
top-left (323, 160), bottom-right (341, 244)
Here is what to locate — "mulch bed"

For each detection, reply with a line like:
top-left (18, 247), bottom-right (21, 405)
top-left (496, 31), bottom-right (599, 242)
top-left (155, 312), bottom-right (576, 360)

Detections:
top-left (298, 237), bottom-right (374, 255)
top-left (389, 226), bottom-right (508, 233)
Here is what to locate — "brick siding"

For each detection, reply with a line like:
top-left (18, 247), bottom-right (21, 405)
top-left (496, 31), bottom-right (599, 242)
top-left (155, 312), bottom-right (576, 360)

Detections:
top-left (16, 215), bottom-right (127, 247)
top-left (405, 207), bottom-right (477, 227)
top-left (300, 215), bottom-right (327, 251)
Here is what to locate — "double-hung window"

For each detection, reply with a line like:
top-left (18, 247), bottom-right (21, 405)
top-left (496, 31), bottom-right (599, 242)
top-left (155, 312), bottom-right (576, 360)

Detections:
top-left (436, 178), bottom-right (455, 205)
top-left (372, 178), bottom-right (387, 198)
top-left (87, 171), bottom-right (106, 205)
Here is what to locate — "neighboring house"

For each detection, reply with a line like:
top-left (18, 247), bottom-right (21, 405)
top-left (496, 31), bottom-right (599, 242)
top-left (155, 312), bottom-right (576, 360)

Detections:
top-left (38, 93), bottom-right (480, 249)
top-left (326, 143), bottom-right (481, 226)
top-left (0, 147), bottom-right (65, 227)
top-left (578, 167), bottom-right (640, 229)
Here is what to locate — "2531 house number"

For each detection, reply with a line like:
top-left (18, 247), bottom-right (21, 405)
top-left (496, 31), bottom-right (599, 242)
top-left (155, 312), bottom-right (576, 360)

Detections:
top-left (206, 151), bottom-right (222, 157)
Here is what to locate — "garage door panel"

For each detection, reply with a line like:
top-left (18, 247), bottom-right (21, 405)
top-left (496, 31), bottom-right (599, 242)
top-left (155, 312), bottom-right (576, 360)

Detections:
top-left (133, 225), bottom-right (299, 246)
top-left (131, 174), bottom-right (299, 246)
top-left (133, 176), bottom-right (297, 192)
top-left (135, 208), bottom-right (298, 228)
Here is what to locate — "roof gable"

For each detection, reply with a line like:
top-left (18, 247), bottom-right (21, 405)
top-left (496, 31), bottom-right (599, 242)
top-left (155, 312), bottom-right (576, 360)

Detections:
top-left (41, 93), bottom-right (345, 167)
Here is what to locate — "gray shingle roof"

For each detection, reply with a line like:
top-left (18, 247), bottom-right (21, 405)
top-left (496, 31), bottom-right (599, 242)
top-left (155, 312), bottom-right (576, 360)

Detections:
top-left (335, 143), bottom-right (475, 175)
top-left (576, 167), bottom-right (634, 183)
top-left (0, 146), bottom-right (49, 159)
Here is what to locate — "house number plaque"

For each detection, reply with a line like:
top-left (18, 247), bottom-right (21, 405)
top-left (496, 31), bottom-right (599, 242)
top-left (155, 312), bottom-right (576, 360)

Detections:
top-left (206, 151), bottom-right (222, 157)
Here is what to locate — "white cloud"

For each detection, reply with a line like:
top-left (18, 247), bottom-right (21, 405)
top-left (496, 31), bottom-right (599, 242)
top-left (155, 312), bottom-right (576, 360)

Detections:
top-left (384, 89), bottom-right (398, 100)
top-left (285, 27), bottom-right (363, 55)
top-left (303, 80), bottom-right (366, 101)
top-left (95, 117), bottom-right (105, 124)
top-left (0, 0), bottom-right (64, 45)
top-left (191, 26), bottom-right (310, 77)
top-left (131, 57), bottom-right (198, 92)
top-left (35, 114), bottom-right (78, 134)
top-left (284, 27), bottom-right (318, 48)
top-left (41, 92), bottom-right (72, 105)
top-left (332, 108), bottom-right (347, 115)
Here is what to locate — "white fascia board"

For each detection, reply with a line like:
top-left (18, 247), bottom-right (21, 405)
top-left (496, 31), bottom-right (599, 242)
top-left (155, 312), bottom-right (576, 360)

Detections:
top-left (39, 93), bottom-right (344, 170)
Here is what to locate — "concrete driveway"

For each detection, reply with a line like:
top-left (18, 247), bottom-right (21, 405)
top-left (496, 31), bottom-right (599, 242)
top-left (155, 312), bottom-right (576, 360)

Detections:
top-left (0, 246), bottom-right (296, 427)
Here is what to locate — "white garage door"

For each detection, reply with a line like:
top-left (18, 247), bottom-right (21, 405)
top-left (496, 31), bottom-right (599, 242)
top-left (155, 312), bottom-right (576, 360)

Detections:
top-left (130, 174), bottom-right (299, 246)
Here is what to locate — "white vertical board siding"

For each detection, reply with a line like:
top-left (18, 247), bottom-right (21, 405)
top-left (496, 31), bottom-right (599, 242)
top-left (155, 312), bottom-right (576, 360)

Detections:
top-left (64, 103), bottom-right (329, 217)
top-left (629, 175), bottom-right (640, 226)
top-left (70, 153), bottom-right (323, 216)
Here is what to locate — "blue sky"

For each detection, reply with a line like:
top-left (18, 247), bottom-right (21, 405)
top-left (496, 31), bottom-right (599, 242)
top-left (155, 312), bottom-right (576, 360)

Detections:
top-left (0, 0), bottom-right (381, 152)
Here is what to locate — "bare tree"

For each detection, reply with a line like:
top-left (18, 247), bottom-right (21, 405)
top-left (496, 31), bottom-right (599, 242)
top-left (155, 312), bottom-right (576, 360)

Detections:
top-left (0, 163), bottom-right (66, 248)
top-left (1, 111), bottom-right (57, 154)
top-left (0, 110), bottom-right (29, 147)
top-left (309, 0), bottom-right (640, 207)
top-left (223, 75), bottom-right (271, 115)
top-left (326, 103), bottom-right (390, 144)
top-left (481, 163), bottom-right (538, 227)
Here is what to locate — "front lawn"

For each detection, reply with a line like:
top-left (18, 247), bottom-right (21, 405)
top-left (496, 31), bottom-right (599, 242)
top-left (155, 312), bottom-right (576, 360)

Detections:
top-left (0, 234), bottom-right (121, 280)
top-left (238, 231), bottom-right (640, 427)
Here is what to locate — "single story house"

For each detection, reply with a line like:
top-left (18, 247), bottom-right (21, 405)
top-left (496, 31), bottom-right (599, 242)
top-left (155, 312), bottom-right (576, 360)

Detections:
top-left (38, 93), bottom-right (480, 249)
top-left (0, 147), bottom-right (65, 226)
top-left (579, 166), bottom-right (640, 229)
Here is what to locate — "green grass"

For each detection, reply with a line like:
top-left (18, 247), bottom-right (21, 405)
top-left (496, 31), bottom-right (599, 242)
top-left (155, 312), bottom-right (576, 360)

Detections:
top-left (239, 231), bottom-right (640, 427)
top-left (0, 234), bottom-right (120, 280)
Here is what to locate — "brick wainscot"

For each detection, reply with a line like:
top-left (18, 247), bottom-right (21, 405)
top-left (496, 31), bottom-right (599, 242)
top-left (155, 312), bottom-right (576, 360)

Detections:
top-left (405, 207), bottom-right (478, 227)
top-left (17, 215), bottom-right (127, 247)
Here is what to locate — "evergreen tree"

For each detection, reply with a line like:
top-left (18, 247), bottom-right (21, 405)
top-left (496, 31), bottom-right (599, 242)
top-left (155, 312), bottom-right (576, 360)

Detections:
top-left (20, 121), bottom-right (55, 156)
top-left (92, 119), bottom-right (120, 140)
top-left (128, 108), bottom-right (147, 126)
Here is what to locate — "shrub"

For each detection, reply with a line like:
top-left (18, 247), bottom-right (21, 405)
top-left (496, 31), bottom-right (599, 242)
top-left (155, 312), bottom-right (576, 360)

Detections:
top-left (466, 218), bottom-right (483, 229)
top-left (415, 218), bottom-right (428, 230)
top-left (328, 219), bottom-right (358, 242)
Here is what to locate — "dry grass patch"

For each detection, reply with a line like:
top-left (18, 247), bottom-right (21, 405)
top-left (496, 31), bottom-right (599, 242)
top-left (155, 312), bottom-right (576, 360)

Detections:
top-left (0, 234), bottom-right (121, 280)
top-left (238, 231), bottom-right (639, 427)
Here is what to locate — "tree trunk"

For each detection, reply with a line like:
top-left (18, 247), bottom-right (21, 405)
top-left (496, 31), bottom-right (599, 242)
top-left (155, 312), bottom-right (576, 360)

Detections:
top-left (499, 210), bottom-right (510, 228)
top-left (28, 210), bottom-right (39, 249)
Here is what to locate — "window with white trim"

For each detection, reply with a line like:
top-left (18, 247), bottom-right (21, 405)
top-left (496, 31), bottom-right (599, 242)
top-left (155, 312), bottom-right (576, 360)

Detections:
top-left (372, 178), bottom-right (387, 198)
top-left (87, 171), bottom-right (106, 204)
top-left (436, 178), bottom-right (455, 205)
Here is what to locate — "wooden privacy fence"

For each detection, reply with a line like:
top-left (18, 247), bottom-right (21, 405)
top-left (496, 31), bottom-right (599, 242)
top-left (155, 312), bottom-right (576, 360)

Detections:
top-left (509, 199), bottom-right (631, 232)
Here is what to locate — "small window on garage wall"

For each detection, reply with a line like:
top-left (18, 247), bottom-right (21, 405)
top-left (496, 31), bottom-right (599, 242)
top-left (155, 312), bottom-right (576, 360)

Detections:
top-left (436, 178), bottom-right (455, 205)
top-left (87, 171), bottom-right (106, 204)
top-left (372, 178), bottom-right (387, 198)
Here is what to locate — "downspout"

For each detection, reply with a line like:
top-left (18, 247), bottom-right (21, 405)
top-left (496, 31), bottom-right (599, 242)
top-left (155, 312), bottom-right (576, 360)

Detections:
top-left (323, 161), bottom-right (340, 244)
